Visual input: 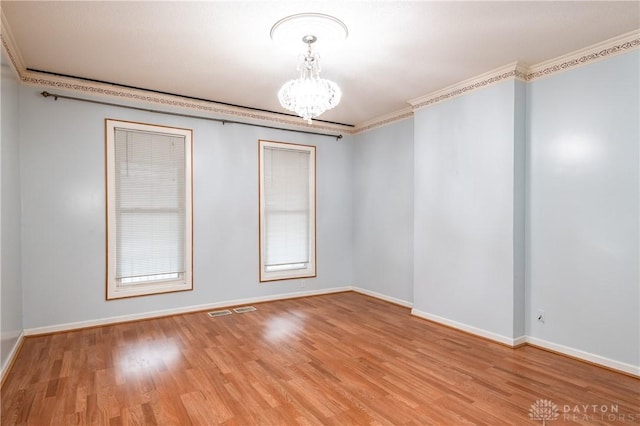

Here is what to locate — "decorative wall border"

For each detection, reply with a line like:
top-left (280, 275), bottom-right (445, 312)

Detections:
top-left (19, 74), bottom-right (353, 134)
top-left (404, 30), bottom-right (639, 116)
top-left (353, 107), bottom-right (414, 135)
top-left (526, 30), bottom-right (640, 81)
top-left (408, 62), bottom-right (528, 112)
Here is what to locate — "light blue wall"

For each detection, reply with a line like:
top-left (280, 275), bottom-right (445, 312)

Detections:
top-left (353, 119), bottom-right (413, 304)
top-left (413, 79), bottom-right (523, 341)
top-left (19, 86), bottom-right (353, 330)
top-left (6, 44), bottom-right (639, 372)
top-left (526, 50), bottom-right (639, 366)
top-left (1, 50), bottom-right (23, 370)
top-left (409, 50), bottom-right (639, 367)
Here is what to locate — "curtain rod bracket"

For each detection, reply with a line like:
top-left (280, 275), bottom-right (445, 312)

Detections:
top-left (41, 91), bottom-right (58, 100)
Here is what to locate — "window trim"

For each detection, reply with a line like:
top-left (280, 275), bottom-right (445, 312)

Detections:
top-left (258, 139), bottom-right (317, 282)
top-left (105, 119), bottom-right (194, 300)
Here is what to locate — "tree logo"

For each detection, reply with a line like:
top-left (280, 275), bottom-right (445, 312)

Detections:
top-left (529, 399), bottom-right (560, 424)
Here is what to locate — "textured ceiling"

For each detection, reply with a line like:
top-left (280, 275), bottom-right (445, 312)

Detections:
top-left (2, 1), bottom-right (639, 126)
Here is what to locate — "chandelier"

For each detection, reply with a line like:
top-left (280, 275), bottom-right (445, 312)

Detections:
top-left (271, 13), bottom-right (348, 124)
top-left (278, 35), bottom-right (341, 124)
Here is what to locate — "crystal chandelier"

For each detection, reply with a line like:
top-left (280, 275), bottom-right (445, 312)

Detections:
top-left (277, 35), bottom-right (342, 124)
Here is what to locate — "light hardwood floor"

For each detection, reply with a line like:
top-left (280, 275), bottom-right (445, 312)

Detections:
top-left (2, 292), bottom-right (638, 425)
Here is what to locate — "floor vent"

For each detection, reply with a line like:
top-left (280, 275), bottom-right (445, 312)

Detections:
top-left (207, 309), bottom-right (232, 318)
top-left (233, 306), bottom-right (257, 314)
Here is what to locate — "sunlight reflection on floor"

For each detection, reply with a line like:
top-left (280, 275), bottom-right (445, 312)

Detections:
top-left (263, 312), bottom-right (307, 342)
top-left (115, 340), bottom-right (180, 378)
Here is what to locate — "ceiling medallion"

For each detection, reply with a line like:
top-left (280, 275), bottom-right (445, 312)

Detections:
top-left (271, 13), bottom-right (348, 124)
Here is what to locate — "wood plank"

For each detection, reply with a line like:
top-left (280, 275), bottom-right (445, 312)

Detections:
top-left (2, 292), bottom-right (638, 425)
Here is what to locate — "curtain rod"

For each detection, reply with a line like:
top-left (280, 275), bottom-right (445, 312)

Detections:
top-left (40, 91), bottom-right (344, 141)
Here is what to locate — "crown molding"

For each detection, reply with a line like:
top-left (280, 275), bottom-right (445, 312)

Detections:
top-left (353, 106), bottom-right (414, 135)
top-left (408, 62), bottom-right (527, 112)
top-left (3, 9), bottom-right (638, 136)
top-left (526, 29), bottom-right (640, 81)
top-left (374, 29), bottom-right (639, 123)
top-left (0, 8), bottom-right (26, 75)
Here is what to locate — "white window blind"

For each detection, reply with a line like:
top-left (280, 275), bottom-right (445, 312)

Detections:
top-left (114, 129), bottom-right (186, 284)
top-left (263, 147), bottom-right (310, 270)
top-left (259, 140), bottom-right (316, 282)
top-left (106, 119), bottom-right (193, 299)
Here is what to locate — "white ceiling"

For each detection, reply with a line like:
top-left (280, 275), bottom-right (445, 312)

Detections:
top-left (2, 1), bottom-right (639, 126)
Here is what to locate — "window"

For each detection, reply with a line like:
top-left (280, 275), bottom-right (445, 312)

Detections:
top-left (259, 140), bottom-right (316, 282)
top-left (106, 119), bottom-right (193, 299)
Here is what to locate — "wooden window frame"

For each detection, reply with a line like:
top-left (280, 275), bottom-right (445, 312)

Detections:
top-left (258, 139), bottom-right (317, 282)
top-left (105, 119), bottom-right (193, 299)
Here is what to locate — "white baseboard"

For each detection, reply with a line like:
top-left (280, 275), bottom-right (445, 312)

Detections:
top-left (410, 308), bottom-right (638, 377)
top-left (351, 287), bottom-right (413, 308)
top-left (526, 336), bottom-right (640, 378)
top-left (411, 308), bottom-right (525, 347)
top-left (24, 286), bottom-right (352, 336)
top-left (18, 287), bottom-right (639, 378)
top-left (513, 335), bottom-right (527, 347)
top-left (1, 331), bottom-right (24, 383)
